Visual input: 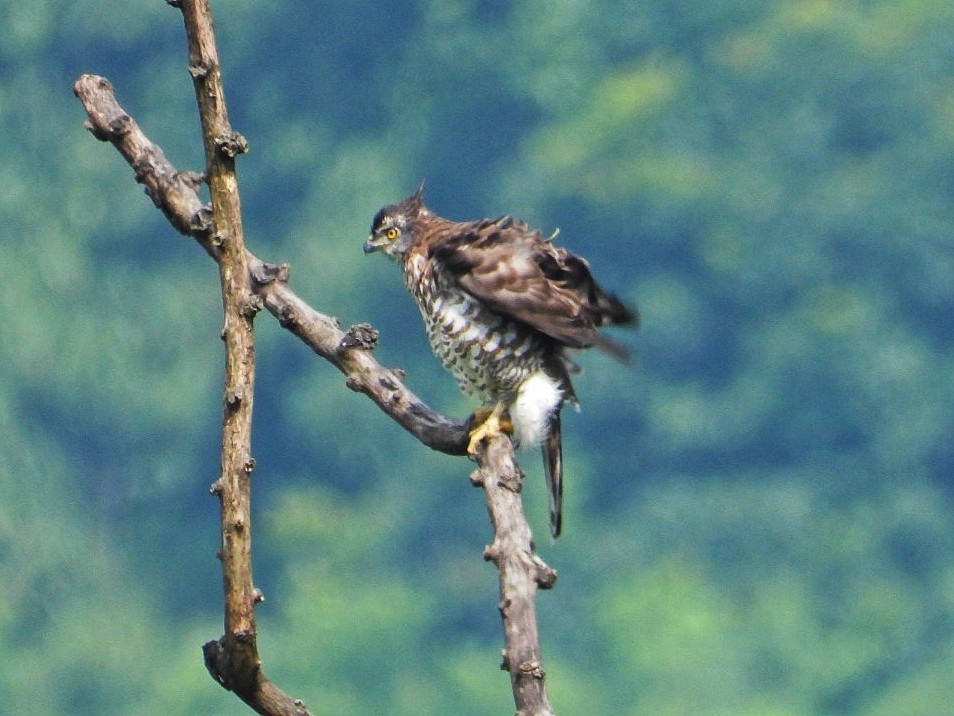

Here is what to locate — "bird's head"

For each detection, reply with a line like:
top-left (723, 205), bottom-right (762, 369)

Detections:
top-left (364, 184), bottom-right (428, 259)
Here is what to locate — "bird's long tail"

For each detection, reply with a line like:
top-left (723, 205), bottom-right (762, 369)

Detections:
top-left (542, 412), bottom-right (564, 539)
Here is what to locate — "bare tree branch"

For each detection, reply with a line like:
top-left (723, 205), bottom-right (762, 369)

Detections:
top-left (74, 5), bottom-right (558, 713)
top-left (172, 0), bottom-right (286, 711)
top-left (79, 1), bottom-right (308, 713)
top-left (473, 434), bottom-right (558, 716)
top-left (72, 73), bottom-right (469, 455)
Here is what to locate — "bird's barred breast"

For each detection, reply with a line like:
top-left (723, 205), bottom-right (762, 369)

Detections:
top-left (409, 261), bottom-right (544, 402)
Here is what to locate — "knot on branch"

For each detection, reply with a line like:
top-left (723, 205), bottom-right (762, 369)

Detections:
top-left (190, 204), bottom-right (214, 236)
top-left (276, 303), bottom-right (298, 329)
top-left (215, 129), bottom-right (249, 158)
top-left (533, 556), bottom-right (558, 590)
top-left (83, 110), bottom-right (131, 140)
top-left (496, 467), bottom-right (523, 494)
top-left (338, 323), bottom-right (379, 353)
top-left (518, 660), bottom-right (547, 681)
top-left (378, 368), bottom-right (406, 391)
top-left (108, 113), bottom-right (133, 137)
top-left (241, 292), bottom-right (264, 319)
top-left (225, 386), bottom-right (245, 410)
top-left (202, 633), bottom-right (262, 689)
top-left (188, 62), bottom-right (211, 80)
top-left (133, 147), bottom-right (166, 187)
top-left (482, 545), bottom-right (556, 593)
top-left (202, 637), bottom-right (231, 688)
top-left (250, 260), bottom-right (290, 286)
top-left (499, 651), bottom-right (548, 682)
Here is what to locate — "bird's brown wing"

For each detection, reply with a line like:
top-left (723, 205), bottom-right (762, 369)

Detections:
top-left (429, 217), bottom-right (635, 353)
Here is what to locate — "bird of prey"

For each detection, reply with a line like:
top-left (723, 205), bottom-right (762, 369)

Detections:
top-left (364, 186), bottom-right (635, 538)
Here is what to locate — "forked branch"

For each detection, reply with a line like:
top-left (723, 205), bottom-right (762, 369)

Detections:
top-left (73, 2), bottom-right (557, 713)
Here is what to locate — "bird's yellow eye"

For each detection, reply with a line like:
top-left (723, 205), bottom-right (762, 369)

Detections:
top-left (385, 227), bottom-right (400, 240)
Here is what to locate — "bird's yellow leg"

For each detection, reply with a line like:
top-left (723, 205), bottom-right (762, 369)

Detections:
top-left (467, 402), bottom-right (514, 455)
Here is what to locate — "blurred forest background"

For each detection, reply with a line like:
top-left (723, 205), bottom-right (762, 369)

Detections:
top-left (2, 1), bottom-right (954, 714)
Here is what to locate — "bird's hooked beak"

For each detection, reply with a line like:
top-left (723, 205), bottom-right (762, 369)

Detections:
top-left (363, 234), bottom-right (386, 254)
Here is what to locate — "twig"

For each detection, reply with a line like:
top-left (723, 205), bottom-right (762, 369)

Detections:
top-left (74, 9), bottom-right (558, 713)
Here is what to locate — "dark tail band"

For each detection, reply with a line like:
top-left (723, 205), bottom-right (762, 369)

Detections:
top-left (542, 412), bottom-right (564, 539)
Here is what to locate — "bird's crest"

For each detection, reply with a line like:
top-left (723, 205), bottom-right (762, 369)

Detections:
top-left (370, 182), bottom-right (428, 233)
top-left (392, 182), bottom-right (427, 219)
top-left (403, 181), bottom-right (427, 217)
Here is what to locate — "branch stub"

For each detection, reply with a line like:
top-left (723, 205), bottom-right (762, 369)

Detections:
top-left (338, 322), bottom-right (379, 353)
top-left (214, 129), bottom-right (249, 158)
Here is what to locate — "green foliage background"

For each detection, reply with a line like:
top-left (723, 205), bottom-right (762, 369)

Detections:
top-left (2, 1), bottom-right (954, 713)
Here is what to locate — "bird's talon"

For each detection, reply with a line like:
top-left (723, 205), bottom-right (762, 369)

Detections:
top-left (466, 428), bottom-right (486, 456)
top-left (467, 405), bottom-right (512, 455)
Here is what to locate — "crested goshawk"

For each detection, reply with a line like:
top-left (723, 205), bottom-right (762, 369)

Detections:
top-left (364, 187), bottom-right (635, 538)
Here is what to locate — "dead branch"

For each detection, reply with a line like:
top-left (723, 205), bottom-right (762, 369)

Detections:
top-left (180, 0), bottom-right (306, 713)
top-left (72, 72), bottom-right (469, 455)
top-left (473, 434), bottom-right (558, 716)
top-left (174, 0), bottom-right (287, 711)
top-left (73, 4), bottom-right (557, 713)
top-left (74, 68), bottom-right (557, 715)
